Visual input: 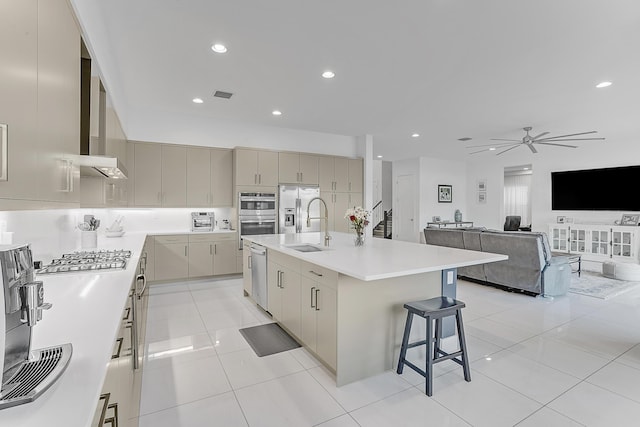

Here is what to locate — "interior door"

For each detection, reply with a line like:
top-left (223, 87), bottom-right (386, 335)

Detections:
top-left (395, 174), bottom-right (417, 242)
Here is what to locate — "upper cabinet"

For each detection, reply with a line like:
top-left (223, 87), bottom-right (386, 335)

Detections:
top-left (0, 0), bottom-right (81, 209)
top-left (279, 153), bottom-right (319, 185)
top-left (185, 147), bottom-right (233, 207)
top-left (235, 148), bottom-right (278, 186)
top-left (130, 141), bottom-right (233, 208)
top-left (318, 156), bottom-right (362, 194)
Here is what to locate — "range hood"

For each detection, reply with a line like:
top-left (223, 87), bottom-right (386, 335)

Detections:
top-left (79, 154), bottom-right (128, 179)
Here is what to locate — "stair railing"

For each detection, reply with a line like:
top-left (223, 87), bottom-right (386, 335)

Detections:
top-left (371, 200), bottom-right (384, 230)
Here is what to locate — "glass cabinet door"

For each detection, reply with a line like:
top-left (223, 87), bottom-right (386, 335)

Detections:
top-left (612, 230), bottom-right (634, 258)
top-left (591, 230), bottom-right (609, 255)
top-left (551, 227), bottom-right (568, 251)
top-left (570, 228), bottom-right (587, 253)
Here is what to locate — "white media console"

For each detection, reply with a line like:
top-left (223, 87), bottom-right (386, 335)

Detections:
top-left (548, 223), bottom-right (639, 263)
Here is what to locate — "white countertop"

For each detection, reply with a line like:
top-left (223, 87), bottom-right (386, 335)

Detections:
top-left (243, 232), bottom-right (508, 281)
top-left (0, 232), bottom-right (148, 427)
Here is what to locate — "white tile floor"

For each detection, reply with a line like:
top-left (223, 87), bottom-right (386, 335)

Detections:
top-left (136, 277), bottom-right (640, 427)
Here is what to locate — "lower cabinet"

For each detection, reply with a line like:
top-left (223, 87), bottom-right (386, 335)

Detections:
top-left (154, 235), bottom-right (189, 281)
top-left (243, 240), bottom-right (252, 295)
top-left (300, 265), bottom-right (337, 370)
top-left (93, 268), bottom-right (148, 427)
top-left (188, 233), bottom-right (238, 278)
top-left (267, 253), bottom-right (302, 337)
top-left (266, 251), bottom-right (337, 370)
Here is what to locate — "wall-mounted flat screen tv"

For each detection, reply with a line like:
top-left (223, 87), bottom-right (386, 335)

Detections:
top-left (552, 165), bottom-right (640, 211)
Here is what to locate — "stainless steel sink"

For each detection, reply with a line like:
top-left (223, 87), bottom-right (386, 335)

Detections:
top-left (286, 244), bottom-right (323, 252)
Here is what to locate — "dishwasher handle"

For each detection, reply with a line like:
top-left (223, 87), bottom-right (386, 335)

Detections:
top-left (249, 245), bottom-right (266, 256)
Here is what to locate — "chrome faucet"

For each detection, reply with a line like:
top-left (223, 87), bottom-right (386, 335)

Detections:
top-left (306, 197), bottom-right (331, 246)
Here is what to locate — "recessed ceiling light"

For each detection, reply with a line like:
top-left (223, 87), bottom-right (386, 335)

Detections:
top-left (523, 167), bottom-right (529, 170)
top-left (596, 81), bottom-right (612, 88)
top-left (272, 110), bottom-right (282, 116)
top-left (192, 98), bottom-right (204, 104)
top-left (377, 155), bottom-right (383, 158)
top-left (211, 43), bottom-right (228, 54)
top-left (411, 133), bottom-right (420, 138)
top-left (322, 71), bottom-right (335, 79)
top-left (489, 147), bottom-right (496, 151)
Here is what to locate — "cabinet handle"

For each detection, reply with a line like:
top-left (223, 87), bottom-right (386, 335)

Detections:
top-left (185, 246), bottom-right (188, 256)
top-left (248, 255), bottom-right (252, 269)
top-left (210, 244), bottom-right (213, 255)
top-left (254, 173), bottom-right (257, 184)
top-left (309, 270), bottom-right (323, 277)
top-left (259, 173), bottom-right (262, 184)
top-left (332, 181), bottom-right (336, 191)
top-left (315, 288), bottom-right (320, 311)
top-left (349, 182), bottom-right (352, 191)
top-left (214, 243), bottom-right (217, 255)
top-left (278, 270), bottom-right (284, 288)
top-left (311, 286), bottom-right (316, 308)
top-left (97, 393), bottom-right (111, 427)
top-left (112, 338), bottom-right (124, 359)
top-left (104, 401), bottom-right (119, 427)
top-left (122, 307), bottom-right (131, 320)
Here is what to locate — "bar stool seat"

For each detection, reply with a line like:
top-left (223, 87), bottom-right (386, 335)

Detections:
top-left (396, 296), bottom-right (471, 396)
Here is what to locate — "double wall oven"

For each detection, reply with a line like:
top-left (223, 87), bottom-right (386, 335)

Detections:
top-left (238, 192), bottom-right (277, 248)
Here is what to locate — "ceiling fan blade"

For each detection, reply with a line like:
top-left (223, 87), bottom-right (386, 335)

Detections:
top-left (535, 142), bottom-right (578, 148)
top-left (490, 138), bottom-right (522, 142)
top-left (535, 137), bottom-right (605, 142)
top-left (538, 131), bottom-right (598, 140)
top-left (528, 144), bottom-right (538, 153)
top-left (496, 145), bottom-right (521, 155)
top-left (469, 149), bottom-right (491, 154)
top-left (466, 142), bottom-right (519, 148)
top-left (531, 132), bottom-right (549, 140)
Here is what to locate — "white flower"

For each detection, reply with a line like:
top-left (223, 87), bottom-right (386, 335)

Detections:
top-left (345, 206), bottom-right (370, 231)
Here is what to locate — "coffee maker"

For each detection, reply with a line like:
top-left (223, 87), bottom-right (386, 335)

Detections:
top-left (0, 244), bottom-right (72, 409)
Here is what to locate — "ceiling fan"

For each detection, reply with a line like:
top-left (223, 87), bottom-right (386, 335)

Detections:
top-left (467, 126), bottom-right (605, 155)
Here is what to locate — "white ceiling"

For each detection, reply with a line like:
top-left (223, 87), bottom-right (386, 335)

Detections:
top-left (72, 0), bottom-right (640, 161)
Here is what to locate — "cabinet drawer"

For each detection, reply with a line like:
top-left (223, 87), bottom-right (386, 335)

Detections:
top-left (269, 250), bottom-right (301, 271)
top-left (188, 233), bottom-right (216, 243)
top-left (300, 260), bottom-right (338, 290)
top-left (155, 234), bottom-right (189, 244)
top-left (211, 232), bottom-right (237, 241)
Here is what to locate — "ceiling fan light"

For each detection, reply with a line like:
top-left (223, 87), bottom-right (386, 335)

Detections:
top-left (596, 81), bottom-right (612, 88)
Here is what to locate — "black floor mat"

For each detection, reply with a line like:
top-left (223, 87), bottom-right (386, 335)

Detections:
top-left (239, 323), bottom-right (301, 357)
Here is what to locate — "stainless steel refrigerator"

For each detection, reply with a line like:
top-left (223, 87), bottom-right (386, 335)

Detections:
top-left (279, 185), bottom-right (321, 233)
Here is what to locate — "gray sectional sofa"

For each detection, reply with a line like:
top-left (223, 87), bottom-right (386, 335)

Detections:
top-left (424, 227), bottom-right (572, 296)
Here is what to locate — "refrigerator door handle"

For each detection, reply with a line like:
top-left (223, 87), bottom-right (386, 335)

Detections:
top-left (296, 197), bottom-right (301, 233)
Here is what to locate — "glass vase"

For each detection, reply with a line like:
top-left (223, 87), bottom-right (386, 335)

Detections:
top-left (354, 230), bottom-right (365, 246)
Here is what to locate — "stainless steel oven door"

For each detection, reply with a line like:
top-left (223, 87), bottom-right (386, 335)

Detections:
top-left (239, 216), bottom-right (277, 248)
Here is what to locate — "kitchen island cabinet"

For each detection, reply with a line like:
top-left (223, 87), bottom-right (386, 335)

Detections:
top-left (243, 232), bottom-right (506, 385)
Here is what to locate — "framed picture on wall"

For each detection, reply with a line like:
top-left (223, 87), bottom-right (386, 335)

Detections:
top-left (438, 185), bottom-right (452, 203)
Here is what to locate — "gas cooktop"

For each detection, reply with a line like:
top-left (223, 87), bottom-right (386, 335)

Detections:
top-left (37, 250), bottom-right (132, 274)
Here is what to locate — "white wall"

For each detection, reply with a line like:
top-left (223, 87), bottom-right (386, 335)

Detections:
top-left (419, 157), bottom-right (468, 228)
top-left (125, 108), bottom-right (359, 158)
top-left (465, 137), bottom-right (640, 232)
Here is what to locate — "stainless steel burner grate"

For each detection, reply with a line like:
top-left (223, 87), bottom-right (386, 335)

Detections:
top-left (37, 250), bottom-right (131, 274)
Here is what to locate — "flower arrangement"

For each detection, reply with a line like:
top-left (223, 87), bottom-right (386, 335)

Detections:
top-left (345, 206), bottom-right (369, 246)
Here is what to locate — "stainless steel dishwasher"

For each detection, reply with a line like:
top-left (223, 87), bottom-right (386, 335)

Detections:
top-left (250, 243), bottom-right (268, 310)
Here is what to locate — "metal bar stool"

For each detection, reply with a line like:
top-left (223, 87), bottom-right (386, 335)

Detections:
top-left (396, 296), bottom-right (471, 396)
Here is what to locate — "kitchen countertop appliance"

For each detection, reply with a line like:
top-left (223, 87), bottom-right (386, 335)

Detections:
top-left (36, 249), bottom-right (131, 274)
top-left (238, 192), bottom-right (277, 249)
top-left (279, 185), bottom-right (320, 234)
top-left (0, 244), bottom-right (72, 409)
top-left (191, 212), bottom-right (215, 232)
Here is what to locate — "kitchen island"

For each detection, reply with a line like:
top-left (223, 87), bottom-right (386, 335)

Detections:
top-left (243, 232), bottom-right (507, 385)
